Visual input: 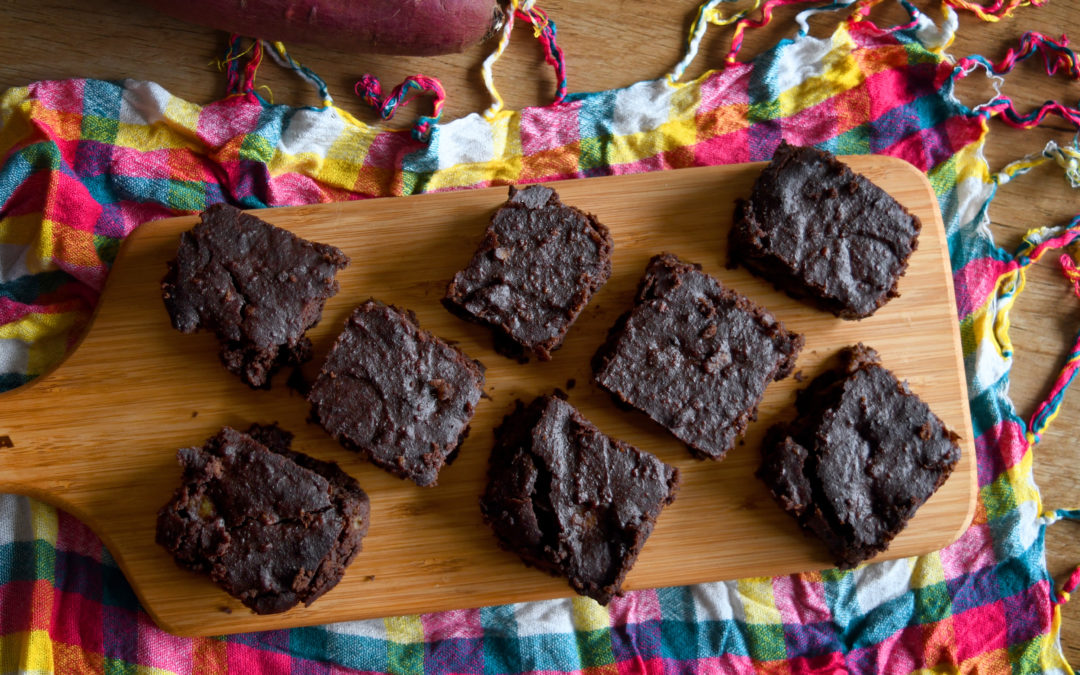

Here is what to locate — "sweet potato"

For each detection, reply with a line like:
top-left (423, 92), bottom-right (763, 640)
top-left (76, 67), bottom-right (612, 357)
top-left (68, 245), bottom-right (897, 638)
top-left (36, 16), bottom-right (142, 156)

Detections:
top-left (138, 0), bottom-right (509, 56)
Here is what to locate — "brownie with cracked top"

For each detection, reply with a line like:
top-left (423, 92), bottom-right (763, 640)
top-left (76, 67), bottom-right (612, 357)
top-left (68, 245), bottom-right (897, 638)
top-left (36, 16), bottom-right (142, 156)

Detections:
top-left (730, 141), bottom-right (921, 319)
top-left (593, 253), bottom-right (803, 460)
top-left (757, 344), bottom-right (961, 568)
top-left (161, 203), bottom-right (349, 389)
top-left (307, 300), bottom-right (485, 487)
top-left (443, 185), bottom-right (613, 361)
top-left (156, 423), bottom-right (369, 614)
top-left (480, 395), bottom-right (680, 605)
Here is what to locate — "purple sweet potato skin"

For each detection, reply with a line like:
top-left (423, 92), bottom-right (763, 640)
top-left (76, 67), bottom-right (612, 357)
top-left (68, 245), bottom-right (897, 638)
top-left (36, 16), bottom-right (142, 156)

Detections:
top-left (140, 0), bottom-right (508, 56)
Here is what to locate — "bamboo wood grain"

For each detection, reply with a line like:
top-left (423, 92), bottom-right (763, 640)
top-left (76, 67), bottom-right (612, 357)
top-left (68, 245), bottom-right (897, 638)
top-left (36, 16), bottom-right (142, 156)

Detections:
top-left (0, 156), bottom-right (975, 636)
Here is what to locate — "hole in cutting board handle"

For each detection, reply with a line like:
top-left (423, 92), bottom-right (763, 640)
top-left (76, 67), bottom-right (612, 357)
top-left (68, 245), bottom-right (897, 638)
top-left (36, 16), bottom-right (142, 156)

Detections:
top-left (0, 436), bottom-right (12, 449)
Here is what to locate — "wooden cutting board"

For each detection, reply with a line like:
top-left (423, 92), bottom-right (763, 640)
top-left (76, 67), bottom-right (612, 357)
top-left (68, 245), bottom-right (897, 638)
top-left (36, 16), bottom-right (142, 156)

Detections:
top-left (0, 156), bottom-right (976, 636)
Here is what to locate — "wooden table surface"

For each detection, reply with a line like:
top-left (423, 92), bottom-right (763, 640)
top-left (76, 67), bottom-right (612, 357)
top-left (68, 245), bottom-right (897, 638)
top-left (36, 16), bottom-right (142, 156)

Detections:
top-left (1, 0), bottom-right (1078, 660)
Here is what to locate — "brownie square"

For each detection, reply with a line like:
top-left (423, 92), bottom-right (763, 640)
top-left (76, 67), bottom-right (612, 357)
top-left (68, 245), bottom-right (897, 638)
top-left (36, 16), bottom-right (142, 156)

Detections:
top-left (593, 253), bottom-right (804, 460)
top-left (156, 424), bottom-right (369, 614)
top-left (162, 203), bottom-right (349, 388)
top-left (480, 395), bottom-right (680, 604)
top-left (443, 185), bottom-right (613, 361)
top-left (730, 141), bottom-right (922, 319)
top-left (757, 344), bottom-right (962, 568)
top-left (307, 300), bottom-right (485, 487)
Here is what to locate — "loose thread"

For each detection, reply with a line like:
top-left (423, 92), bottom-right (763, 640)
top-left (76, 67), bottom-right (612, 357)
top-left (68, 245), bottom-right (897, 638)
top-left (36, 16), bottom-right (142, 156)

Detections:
top-left (688, 0), bottom-right (764, 76)
top-left (983, 100), bottom-right (1080, 129)
top-left (223, 35), bottom-right (264, 96)
top-left (242, 41), bottom-right (264, 95)
top-left (354, 74), bottom-right (446, 142)
top-left (851, 0), bottom-right (922, 33)
top-left (851, 0), bottom-right (953, 50)
top-left (481, 0), bottom-right (520, 117)
top-left (223, 35), bottom-right (247, 94)
top-left (942, 0), bottom-right (1048, 23)
top-left (955, 32), bottom-right (1080, 129)
top-left (668, 0), bottom-right (727, 83)
top-left (1045, 250), bottom-right (1080, 442)
top-left (1027, 329), bottom-right (1080, 444)
top-left (1061, 253), bottom-right (1080, 297)
top-left (1014, 219), bottom-right (1080, 270)
top-left (480, 1), bottom-right (567, 116)
top-left (265, 41), bottom-right (333, 106)
top-left (849, 0), bottom-right (938, 35)
top-left (1054, 565), bottom-right (1080, 606)
top-left (516, 6), bottom-right (567, 103)
top-left (996, 140), bottom-right (1080, 188)
top-left (797, 0), bottom-right (861, 34)
top-left (957, 32), bottom-right (1079, 80)
top-left (1011, 215), bottom-right (1080, 444)
top-left (213, 36), bottom-right (255, 73)
top-left (728, 0), bottom-right (818, 64)
top-left (1052, 509), bottom-right (1080, 523)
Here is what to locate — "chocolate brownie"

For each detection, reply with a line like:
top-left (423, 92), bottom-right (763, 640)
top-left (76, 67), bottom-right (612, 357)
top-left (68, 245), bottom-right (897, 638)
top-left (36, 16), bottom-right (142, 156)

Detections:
top-left (161, 203), bottom-right (349, 388)
top-left (443, 185), bottom-right (613, 361)
top-left (480, 395), bottom-right (680, 604)
top-left (730, 141), bottom-right (922, 319)
top-left (757, 344), bottom-right (961, 568)
top-left (156, 424), bottom-right (369, 614)
top-left (307, 300), bottom-right (485, 487)
top-left (593, 253), bottom-right (803, 460)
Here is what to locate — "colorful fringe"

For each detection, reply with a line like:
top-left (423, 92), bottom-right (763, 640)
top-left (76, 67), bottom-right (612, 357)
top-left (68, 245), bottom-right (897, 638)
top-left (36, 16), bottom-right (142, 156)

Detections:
top-left (355, 73), bottom-right (447, 142)
top-left (955, 31), bottom-right (1080, 128)
top-left (1, 1), bottom-right (1079, 672)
